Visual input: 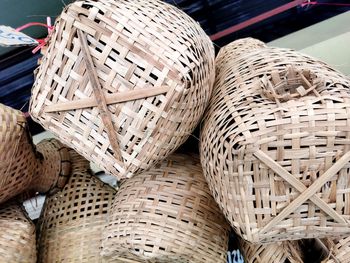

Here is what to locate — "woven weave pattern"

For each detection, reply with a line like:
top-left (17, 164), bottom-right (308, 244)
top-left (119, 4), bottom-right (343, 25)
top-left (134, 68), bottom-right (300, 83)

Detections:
top-left (37, 150), bottom-right (116, 263)
top-left (0, 103), bottom-right (37, 204)
top-left (30, 0), bottom-right (214, 179)
top-left (215, 38), bottom-right (266, 76)
top-left (34, 138), bottom-right (71, 193)
top-left (0, 104), bottom-right (70, 204)
top-left (0, 202), bottom-right (36, 263)
top-left (102, 154), bottom-right (230, 263)
top-left (241, 240), bottom-right (303, 263)
top-left (200, 38), bottom-right (350, 243)
top-left (322, 237), bottom-right (350, 263)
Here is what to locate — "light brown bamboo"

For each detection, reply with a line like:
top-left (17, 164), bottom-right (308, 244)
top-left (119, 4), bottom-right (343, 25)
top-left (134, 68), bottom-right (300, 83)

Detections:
top-left (200, 37), bottom-right (350, 243)
top-left (0, 103), bottom-right (70, 204)
top-left (30, 0), bottom-right (215, 180)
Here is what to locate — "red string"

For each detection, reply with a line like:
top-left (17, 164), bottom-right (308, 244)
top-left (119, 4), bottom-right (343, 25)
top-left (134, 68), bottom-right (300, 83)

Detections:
top-left (301, 1), bottom-right (350, 7)
top-left (15, 20), bottom-right (54, 54)
top-left (15, 22), bottom-right (53, 32)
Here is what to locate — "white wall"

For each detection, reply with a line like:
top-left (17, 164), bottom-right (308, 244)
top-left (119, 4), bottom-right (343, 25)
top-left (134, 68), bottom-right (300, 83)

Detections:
top-left (269, 11), bottom-right (350, 75)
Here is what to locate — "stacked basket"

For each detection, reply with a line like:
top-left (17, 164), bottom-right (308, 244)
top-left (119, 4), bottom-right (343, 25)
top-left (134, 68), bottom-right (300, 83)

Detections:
top-left (2, 0), bottom-right (350, 261)
top-left (0, 202), bottom-right (36, 263)
top-left (28, 0), bottom-right (232, 262)
top-left (0, 103), bottom-right (71, 204)
top-left (37, 150), bottom-right (116, 262)
top-left (30, 0), bottom-right (215, 180)
top-left (102, 154), bottom-right (230, 262)
top-left (200, 37), bottom-right (350, 261)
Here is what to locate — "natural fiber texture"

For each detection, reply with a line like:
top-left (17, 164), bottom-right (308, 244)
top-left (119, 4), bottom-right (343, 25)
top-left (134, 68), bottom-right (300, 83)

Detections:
top-left (241, 240), bottom-right (303, 263)
top-left (0, 202), bottom-right (36, 263)
top-left (30, 0), bottom-right (215, 179)
top-left (37, 149), bottom-right (116, 263)
top-left (33, 138), bottom-right (71, 193)
top-left (215, 38), bottom-right (266, 75)
top-left (0, 103), bottom-right (70, 204)
top-left (0, 103), bottom-right (37, 203)
top-left (200, 38), bottom-right (350, 243)
top-left (321, 237), bottom-right (350, 263)
top-left (102, 154), bottom-right (230, 263)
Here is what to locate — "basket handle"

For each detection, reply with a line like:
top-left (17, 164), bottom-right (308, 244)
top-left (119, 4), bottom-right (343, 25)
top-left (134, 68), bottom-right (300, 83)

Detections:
top-left (261, 66), bottom-right (326, 104)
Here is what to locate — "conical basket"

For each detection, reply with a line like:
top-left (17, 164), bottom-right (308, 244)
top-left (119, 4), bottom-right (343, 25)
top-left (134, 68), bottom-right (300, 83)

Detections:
top-left (37, 150), bottom-right (116, 263)
top-left (102, 154), bottom-right (230, 263)
top-left (30, 0), bottom-right (215, 179)
top-left (200, 38), bottom-right (350, 243)
top-left (0, 201), bottom-right (36, 263)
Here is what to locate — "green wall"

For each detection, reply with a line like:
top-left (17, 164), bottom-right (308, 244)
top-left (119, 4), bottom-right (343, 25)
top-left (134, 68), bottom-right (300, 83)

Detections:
top-left (0, 0), bottom-right (74, 55)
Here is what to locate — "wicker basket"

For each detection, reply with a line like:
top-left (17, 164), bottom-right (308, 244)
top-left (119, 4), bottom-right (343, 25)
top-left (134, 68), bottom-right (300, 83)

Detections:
top-left (37, 149), bottom-right (116, 263)
top-left (0, 103), bottom-right (70, 204)
top-left (200, 38), bottom-right (350, 243)
top-left (30, 0), bottom-right (215, 179)
top-left (33, 138), bottom-right (71, 193)
top-left (102, 154), bottom-right (230, 263)
top-left (0, 201), bottom-right (36, 263)
top-left (320, 237), bottom-right (350, 263)
top-left (241, 240), bottom-right (303, 263)
top-left (215, 38), bottom-right (266, 76)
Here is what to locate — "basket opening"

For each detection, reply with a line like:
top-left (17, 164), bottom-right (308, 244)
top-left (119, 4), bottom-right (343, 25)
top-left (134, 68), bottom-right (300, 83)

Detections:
top-left (261, 66), bottom-right (324, 103)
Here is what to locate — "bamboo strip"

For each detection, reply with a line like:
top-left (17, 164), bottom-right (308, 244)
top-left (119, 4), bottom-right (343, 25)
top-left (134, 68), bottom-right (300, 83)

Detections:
top-left (44, 86), bottom-right (170, 112)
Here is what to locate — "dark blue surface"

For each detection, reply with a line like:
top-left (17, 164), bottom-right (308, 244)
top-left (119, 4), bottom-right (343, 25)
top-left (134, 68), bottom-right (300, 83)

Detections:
top-left (0, 48), bottom-right (40, 111)
top-left (166, 0), bottom-right (350, 48)
top-left (0, 0), bottom-right (349, 135)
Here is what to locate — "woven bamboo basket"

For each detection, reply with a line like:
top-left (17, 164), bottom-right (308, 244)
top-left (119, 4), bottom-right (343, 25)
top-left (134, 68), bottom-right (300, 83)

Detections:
top-left (0, 201), bottom-right (36, 263)
top-left (30, 0), bottom-right (215, 179)
top-left (0, 103), bottom-right (70, 204)
top-left (241, 240), bottom-right (303, 263)
top-left (102, 154), bottom-right (230, 263)
top-left (215, 38), bottom-right (266, 76)
top-left (33, 138), bottom-right (71, 193)
top-left (37, 149), bottom-right (116, 263)
top-left (319, 237), bottom-right (350, 263)
top-left (200, 38), bottom-right (350, 243)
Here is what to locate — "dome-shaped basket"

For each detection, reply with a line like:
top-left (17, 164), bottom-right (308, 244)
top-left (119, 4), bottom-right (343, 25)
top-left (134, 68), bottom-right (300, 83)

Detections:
top-left (30, 0), bottom-right (215, 179)
top-left (241, 240), bottom-right (303, 263)
top-left (214, 38), bottom-right (266, 76)
top-left (102, 154), bottom-right (230, 263)
top-left (0, 202), bottom-right (36, 263)
top-left (200, 38), bottom-right (350, 243)
top-left (37, 150), bottom-right (116, 263)
top-left (0, 103), bottom-right (70, 204)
